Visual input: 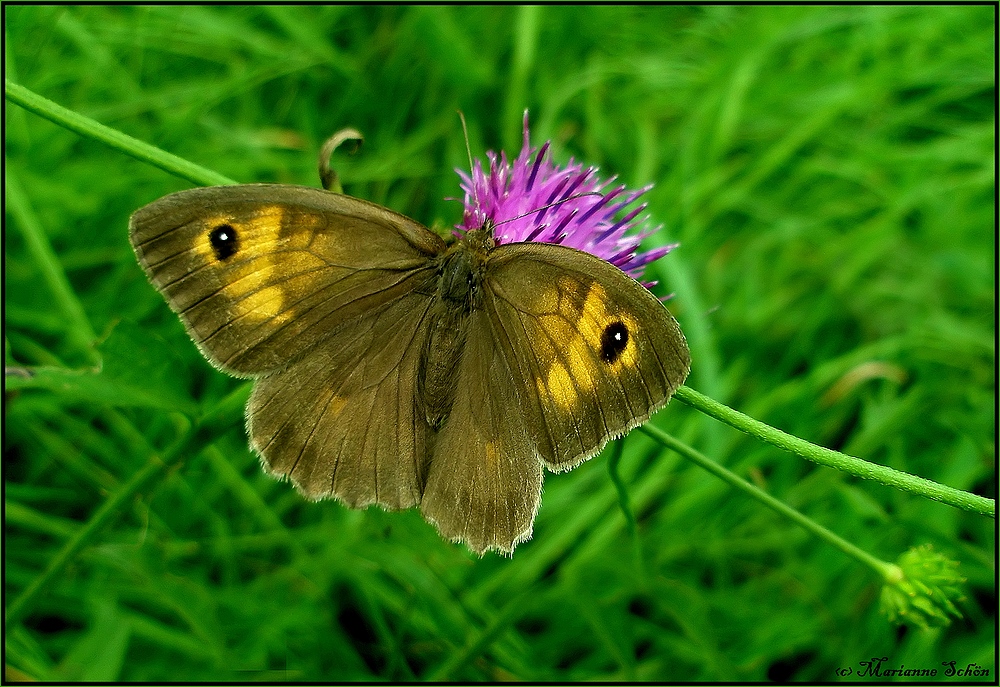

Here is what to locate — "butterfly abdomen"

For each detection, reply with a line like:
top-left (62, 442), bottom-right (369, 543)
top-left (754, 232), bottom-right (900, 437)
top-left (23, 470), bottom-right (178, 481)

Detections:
top-left (419, 306), bottom-right (468, 430)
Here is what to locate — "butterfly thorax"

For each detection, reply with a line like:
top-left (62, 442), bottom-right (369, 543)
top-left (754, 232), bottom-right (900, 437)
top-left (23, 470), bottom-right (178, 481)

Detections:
top-left (419, 228), bottom-right (494, 430)
top-left (437, 228), bottom-right (493, 306)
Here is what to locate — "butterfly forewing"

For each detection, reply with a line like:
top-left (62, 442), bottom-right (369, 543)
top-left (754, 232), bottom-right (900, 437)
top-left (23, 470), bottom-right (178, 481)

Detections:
top-left (484, 242), bottom-right (691, 471)
top-left (129, 184), bottom-right (445, 375)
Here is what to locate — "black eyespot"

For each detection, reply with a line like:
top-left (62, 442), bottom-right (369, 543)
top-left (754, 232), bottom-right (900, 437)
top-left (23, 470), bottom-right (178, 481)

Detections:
top-left (209, 224), bottom-right (239, 261)
top-left (599, 321), bottom-right (630, 364)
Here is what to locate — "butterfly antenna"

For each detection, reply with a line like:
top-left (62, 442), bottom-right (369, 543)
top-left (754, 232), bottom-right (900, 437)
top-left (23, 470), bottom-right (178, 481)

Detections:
top-left (491, 191), bottom-right (603, 229)
top-left (457, 110), bottom-right (482, 223)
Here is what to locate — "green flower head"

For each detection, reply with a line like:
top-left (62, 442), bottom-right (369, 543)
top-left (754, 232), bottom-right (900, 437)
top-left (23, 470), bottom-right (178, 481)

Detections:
top-left (880, 544), bottom-right (966, 630)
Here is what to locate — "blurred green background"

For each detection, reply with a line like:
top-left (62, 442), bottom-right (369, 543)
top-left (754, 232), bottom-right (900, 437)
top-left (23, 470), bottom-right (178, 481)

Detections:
top-left (4, 5), bottom-right (994, 681)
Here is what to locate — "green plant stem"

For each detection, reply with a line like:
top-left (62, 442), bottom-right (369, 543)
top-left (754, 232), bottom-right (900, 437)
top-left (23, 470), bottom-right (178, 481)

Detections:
top-left (673, 385), bottom-right (994, 518)
top-left (606, 441), bottom-right (637, 539)
top-left (640, 424), bottom-right (897, 580)
top-left (4, 386), bottom-right (248, 628)
top-left (4, 79), bottom-right (235, 187)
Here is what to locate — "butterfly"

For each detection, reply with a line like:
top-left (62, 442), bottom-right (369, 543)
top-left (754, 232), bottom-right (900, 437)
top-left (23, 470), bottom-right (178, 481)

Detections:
top-left (129, 146), bottom-right (689, 555)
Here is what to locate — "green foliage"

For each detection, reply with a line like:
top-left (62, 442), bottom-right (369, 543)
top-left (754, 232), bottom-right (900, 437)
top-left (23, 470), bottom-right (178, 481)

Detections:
top-left (5, 5), bottom-right (994, 681)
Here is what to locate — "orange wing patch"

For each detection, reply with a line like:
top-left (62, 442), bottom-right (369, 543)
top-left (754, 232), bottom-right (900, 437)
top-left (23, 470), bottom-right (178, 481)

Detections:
top-left (532, 279), bottom-right (640, 411)
top-left (195, 205), bottom-right (322, 326)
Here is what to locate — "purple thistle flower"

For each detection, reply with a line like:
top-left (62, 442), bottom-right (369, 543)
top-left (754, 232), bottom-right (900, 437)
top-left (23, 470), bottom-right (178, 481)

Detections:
top-left (456, 112), bottom-right (677, 288)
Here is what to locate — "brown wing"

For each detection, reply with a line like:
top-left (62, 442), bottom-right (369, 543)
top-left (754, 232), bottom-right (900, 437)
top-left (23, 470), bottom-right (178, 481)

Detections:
top-left (129, 184), bottom-right (445, 376)
top-left (423, 241), bottom-right (689, 554)
top-left (483, 242), bottom-right (690, 472)
top-left (420, 308), bottom-right (543, 555)
top-left (247, 291), bottom-right (436, 510)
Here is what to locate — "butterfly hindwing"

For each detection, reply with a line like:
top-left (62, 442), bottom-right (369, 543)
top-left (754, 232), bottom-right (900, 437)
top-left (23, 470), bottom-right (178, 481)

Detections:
top-left (420, 308), bottom-right (544, 555)
top-left (248, 291), bottom-right (437, 510)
